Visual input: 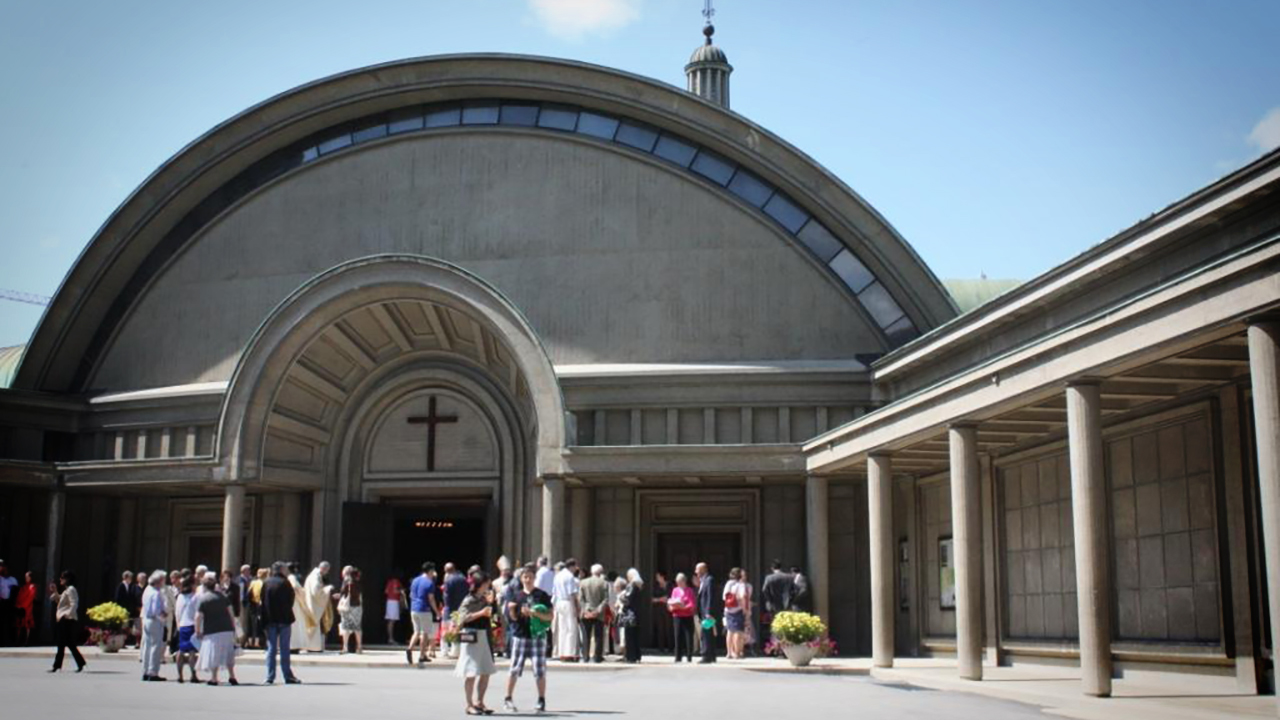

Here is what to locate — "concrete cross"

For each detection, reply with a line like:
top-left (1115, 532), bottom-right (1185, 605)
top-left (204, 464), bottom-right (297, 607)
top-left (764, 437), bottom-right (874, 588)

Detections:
top-left (406, 396), bottom-right (458, 472)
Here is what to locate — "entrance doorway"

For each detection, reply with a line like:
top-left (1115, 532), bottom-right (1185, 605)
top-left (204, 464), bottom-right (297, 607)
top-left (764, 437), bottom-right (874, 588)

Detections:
top-left (341, 500), bottom-right (489, 645)
top-left (390, 505), bottom-right (488, 579)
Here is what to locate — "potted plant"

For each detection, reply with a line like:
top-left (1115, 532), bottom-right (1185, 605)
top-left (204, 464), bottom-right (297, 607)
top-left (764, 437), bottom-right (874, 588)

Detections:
top-left (769, 611), bottom-right (829, 667)
top-left (86, 602), bottom-right (131, 653)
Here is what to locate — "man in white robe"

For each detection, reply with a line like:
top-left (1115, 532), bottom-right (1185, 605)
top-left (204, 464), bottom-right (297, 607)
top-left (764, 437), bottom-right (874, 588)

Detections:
top-left (289, 565), bottom-right (309, 649)
top-left (301, 562), bottom-right (332, 652)
top-left (552, 559), bottom-right (581, 661)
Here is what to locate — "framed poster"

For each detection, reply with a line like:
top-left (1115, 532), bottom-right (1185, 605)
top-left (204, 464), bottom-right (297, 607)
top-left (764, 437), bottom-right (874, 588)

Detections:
top-left (938, 536), bottom-right (956, 610)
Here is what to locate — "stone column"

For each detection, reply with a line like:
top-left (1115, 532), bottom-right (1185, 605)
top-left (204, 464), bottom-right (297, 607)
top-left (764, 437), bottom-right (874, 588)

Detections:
top-left (221, 485), bottom-right (246, 572)
top-left (869, 453), bottom-right (895, 668)
top-left (541, 477), bottom-right (567, 561)
top-left (1248, 321), bottom-right (1280, 710)
top-left (280, 492), bottom-right (301, 563)
top-left (948, 425), bottom-right (983, 680)
top-left (1066, 382), bottom-right (1113, 696)
top-left (805, 475), bottom-right (831, 623)
top-left (570, 486), bottom-right (591, 562)
top-left (42, 488), bottom-right (66, 642)
top-left (310, 490), bottom-right (327, 567)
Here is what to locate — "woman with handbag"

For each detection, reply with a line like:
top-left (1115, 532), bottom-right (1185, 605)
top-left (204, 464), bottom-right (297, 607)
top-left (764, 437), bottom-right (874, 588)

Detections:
top-left (722, 567), bottom-right (748, 659)
top-left (667, 573), bottom-right (696, 663)
top-left (617, 569), bottom-right (643, 664)
top-left (455, 571), bottom-right (498, 716)
top-left (338, 566), bottom-right (364, 654)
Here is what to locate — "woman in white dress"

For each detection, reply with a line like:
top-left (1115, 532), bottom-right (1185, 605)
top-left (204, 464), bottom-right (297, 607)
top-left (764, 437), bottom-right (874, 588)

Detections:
top-left (455, 571), bottom-right (497, 716)
top-left (195, 572), bottom-right (240, 686)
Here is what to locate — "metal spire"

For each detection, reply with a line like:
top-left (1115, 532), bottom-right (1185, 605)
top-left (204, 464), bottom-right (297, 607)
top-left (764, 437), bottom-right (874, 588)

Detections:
top-left (702, 0), bottom-right (715, 25)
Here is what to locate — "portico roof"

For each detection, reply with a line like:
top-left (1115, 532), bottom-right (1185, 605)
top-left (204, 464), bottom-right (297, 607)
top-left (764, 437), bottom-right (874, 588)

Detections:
top-left (806, 147), bottom-right (1280, 475)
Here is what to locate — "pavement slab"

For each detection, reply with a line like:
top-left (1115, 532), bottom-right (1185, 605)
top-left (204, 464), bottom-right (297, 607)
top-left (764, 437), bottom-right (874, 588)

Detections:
top-left (0, 646), bottom-right (1267, 720)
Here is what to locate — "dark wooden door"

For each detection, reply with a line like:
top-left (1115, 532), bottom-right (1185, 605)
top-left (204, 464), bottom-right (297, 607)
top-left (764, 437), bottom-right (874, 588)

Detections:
top-left (341, 502), bottom-right (395, 643)
top-left (657, 532), bottom-right (741, 583)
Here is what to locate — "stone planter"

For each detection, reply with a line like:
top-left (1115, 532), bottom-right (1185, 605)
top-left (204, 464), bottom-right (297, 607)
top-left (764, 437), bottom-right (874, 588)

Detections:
top-left (781, 642), bottom-right (817, 667)
top-left (99, 632), bottom-right (127, 653)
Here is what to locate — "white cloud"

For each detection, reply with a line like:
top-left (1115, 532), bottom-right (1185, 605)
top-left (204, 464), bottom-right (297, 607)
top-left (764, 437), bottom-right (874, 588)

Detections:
top-left (1247, 107), bottom-right (1280, 153)
top-left (528, 0), bottom-right (641, 41)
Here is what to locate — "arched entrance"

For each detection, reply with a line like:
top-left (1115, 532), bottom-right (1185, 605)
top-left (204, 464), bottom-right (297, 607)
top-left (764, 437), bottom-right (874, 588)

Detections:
top-left (217, 255), bottom-right (568, 593)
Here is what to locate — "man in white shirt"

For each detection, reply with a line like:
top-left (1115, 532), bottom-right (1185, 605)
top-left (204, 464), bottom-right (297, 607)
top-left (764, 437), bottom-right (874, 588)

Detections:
top-left (140, 570), bottom-right (169, 681)
top-left (534, 556), bottom-right (554, 596)
top-left (551, 559), bottom-right (581, 661)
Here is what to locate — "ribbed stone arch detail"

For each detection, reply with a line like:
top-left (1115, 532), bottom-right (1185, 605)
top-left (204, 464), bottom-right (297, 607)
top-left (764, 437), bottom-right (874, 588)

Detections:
top-left (218, 254), bottom-right (569, 485)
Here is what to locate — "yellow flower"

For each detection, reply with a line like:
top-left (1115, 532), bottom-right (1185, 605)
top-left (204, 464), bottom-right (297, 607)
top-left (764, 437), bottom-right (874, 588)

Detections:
top-left (87, 602), bottom-right (131, 630)
top-left (770, 611), bottom-right (826, 644)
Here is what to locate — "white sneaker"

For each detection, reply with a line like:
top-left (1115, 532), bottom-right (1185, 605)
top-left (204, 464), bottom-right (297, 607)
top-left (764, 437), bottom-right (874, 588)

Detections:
top-left (503, 698), bottom-right (518, 712)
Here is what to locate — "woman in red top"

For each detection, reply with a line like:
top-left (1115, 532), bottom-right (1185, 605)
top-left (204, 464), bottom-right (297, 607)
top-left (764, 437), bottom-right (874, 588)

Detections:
top-left (14, 571), bottom-right (36, 645)
top-left (666, 573), bottom-right (697, 663)
top-left (385, 573), bottom-right (406, 645)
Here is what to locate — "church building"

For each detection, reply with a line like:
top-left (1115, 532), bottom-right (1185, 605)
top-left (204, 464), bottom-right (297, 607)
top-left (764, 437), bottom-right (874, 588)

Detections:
top-left (2, 20), bottom-right (1279, 700)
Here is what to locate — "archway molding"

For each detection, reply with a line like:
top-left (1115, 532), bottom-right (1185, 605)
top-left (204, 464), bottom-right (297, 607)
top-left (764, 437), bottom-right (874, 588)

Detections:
top-left (217, 254), bottom-right (569, 490)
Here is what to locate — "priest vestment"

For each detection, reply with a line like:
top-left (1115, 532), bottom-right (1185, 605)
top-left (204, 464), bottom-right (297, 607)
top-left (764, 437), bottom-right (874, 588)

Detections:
top-left (302, 566), bottom-right (333, 651)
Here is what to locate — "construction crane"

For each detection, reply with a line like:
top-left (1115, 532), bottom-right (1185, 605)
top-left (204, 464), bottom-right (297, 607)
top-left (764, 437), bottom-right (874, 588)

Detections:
top-left (0, 289), bottom-right (51, 307)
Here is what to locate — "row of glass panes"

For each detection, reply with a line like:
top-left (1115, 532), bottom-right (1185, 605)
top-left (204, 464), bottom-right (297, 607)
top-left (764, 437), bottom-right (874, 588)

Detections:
top-left (298, 101), bottom-right (919, 346)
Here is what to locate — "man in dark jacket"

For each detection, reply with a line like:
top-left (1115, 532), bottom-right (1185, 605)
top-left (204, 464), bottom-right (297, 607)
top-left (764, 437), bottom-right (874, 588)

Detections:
top-left (760, 560), bottom-right (795, 630)
top-left (695, 562), bottom-right (716, 664)
top-left (113, 571), bottom-right (142, 647)
top-left (790, 567), bottom-right (812, 614)
top-left (262, 562), bottom-right (301, 685)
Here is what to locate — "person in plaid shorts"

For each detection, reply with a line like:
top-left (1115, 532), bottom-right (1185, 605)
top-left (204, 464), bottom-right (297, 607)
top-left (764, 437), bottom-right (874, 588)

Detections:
top-left (504, 565), bottom-right (553, 713)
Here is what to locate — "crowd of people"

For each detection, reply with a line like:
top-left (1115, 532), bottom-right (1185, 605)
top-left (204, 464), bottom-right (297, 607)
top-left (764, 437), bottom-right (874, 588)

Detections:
top-left (0, 553), bottom-right (816, 711)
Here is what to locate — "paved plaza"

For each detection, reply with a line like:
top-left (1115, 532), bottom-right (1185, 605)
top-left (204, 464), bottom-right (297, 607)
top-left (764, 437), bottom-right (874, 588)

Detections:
top-left (0, 648), bottom-right (1268, 720)
top-left (0, 655), bottom-right (1037, 720)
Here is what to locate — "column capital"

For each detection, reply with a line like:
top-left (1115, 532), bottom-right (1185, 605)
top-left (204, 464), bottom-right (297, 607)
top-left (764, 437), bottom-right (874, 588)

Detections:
top-left (1065, 377), bottom-right (1104, 388)
top-left (868, 449), bottom-right (894, 460)
top-left (947, 421), bottom-right (979, 432)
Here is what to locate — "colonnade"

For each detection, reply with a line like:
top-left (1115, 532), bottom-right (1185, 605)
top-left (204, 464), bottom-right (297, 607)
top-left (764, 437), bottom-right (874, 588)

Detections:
top-left (859, 321), bottom-right (1280, 699)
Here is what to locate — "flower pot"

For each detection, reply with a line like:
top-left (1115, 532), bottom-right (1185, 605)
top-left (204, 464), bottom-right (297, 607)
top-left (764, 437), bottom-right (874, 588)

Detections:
top-left (100, 633), bottom-right (127, 654)
top-left (781, 642), bottom-right (817, 667)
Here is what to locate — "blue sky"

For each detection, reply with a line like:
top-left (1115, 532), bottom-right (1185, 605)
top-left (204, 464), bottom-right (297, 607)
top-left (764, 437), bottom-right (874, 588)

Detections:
top-left (1, 0), bottom-right (1277, 348)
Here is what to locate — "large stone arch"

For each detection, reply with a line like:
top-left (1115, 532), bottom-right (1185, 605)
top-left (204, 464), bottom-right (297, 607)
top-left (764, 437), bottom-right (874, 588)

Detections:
top-left (217, 254), bottom-right (569, 498)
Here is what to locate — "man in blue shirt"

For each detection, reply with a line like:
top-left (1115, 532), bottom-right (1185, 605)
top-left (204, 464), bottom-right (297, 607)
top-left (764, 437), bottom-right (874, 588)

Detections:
top-left (406, 562), bottom-right (439, 666)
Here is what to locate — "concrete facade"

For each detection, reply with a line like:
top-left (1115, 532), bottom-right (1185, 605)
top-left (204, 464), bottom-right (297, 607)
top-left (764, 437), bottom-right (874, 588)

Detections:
top-left (0, 56), bottom-right (953, 657)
